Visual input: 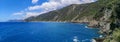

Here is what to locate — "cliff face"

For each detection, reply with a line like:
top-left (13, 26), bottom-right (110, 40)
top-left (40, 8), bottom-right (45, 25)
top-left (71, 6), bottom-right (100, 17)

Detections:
top-left (98, 9), bottom-right (112, 33)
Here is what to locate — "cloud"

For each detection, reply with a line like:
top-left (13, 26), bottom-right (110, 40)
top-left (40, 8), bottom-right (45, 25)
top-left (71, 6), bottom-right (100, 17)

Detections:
top-left (28, 5), bottom-right (41, 10)
top-left (28, 0), bottom-right (96, 11)
top-left (25, 12), bottom-right (39, 18)
top-left (13, 12), bottom-right (24, 16)
top-left (82, 0), bottom-right (96, 3)
top-left (32, 0), bottom-right (39, 4)
top-left (28, 1), bottom-right (62, 11)
top-left (13, 12), bottom-right (41, 18)
top-left (26, 10), bottom-right (49, 17)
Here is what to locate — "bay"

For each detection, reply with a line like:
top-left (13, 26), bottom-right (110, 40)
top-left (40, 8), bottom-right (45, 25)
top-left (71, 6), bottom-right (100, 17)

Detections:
top-left (0, 22), bottom-right (100, 42)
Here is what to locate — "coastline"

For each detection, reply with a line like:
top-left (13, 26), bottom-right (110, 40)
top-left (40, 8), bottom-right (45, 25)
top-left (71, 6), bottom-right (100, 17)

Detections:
top-left (28, 21), bottom-right (98, 28)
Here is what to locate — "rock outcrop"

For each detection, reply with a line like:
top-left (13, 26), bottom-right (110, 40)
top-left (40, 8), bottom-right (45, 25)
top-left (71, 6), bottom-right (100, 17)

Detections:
top-left (99, 9), bottom-right (112, 33)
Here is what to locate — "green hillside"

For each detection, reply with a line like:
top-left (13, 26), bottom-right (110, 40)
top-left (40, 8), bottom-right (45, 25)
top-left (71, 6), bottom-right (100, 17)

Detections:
top-left (25, 1), bottom-right (103, 22)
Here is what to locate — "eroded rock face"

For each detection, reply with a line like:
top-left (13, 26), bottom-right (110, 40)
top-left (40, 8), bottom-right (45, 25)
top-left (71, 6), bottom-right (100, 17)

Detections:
top-left (85, 8), bottom-right (112, 32)
top-left (99, 9), bottom-right (112, 32)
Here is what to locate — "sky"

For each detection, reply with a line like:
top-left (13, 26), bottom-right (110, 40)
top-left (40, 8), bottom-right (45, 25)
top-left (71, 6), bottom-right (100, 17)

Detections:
top-left (0, 0), bottom-right (97, 22)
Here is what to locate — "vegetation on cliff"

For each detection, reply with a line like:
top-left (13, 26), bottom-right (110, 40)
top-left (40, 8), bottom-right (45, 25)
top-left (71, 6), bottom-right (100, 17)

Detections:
top-left (102, 0), bottom-right (120, 42)
top-left (104, 28), bottom-right (120, 42)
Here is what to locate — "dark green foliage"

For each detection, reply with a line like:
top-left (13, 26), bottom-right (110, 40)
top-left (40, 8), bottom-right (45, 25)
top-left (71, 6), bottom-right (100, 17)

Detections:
top-left (104, 28), bottom-right (120, 42)
top-left (93, 7), bottom-right (105, 20)
top-left (110, 0), bottom-right (120, 29)
top-left (115, 3), bottom-right (120, 19)
top-left (110, 22), bottom-right (118, 30)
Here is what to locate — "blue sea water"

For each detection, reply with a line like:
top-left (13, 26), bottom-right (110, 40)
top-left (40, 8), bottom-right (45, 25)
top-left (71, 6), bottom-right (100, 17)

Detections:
top-left (0, 22), bottom-right (100, 42)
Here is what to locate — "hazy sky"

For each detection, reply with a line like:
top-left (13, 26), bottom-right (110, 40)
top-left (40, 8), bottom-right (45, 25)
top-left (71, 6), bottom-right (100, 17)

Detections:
top-left (0, 0), bottom-right (96, 22)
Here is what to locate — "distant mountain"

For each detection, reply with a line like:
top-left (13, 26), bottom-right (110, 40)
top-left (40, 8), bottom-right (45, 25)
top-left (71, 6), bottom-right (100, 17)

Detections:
top-left (8, 20), bottom-right (24, 22)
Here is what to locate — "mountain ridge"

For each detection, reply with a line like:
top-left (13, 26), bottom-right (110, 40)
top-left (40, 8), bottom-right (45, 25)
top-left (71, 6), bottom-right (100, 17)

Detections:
top-left (25, 1), bottom-right (102, 22)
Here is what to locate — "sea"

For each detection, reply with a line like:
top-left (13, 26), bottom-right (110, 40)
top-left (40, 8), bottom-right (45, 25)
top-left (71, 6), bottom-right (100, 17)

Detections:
top-left (0, 22), bottom-right (100, 42)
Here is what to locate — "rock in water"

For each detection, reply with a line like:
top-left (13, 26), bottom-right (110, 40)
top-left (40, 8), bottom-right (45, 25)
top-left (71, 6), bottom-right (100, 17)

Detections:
top-left (91, 39), bottom-right (96, 42)
top-left (73, 36), bottom-right (79, 42)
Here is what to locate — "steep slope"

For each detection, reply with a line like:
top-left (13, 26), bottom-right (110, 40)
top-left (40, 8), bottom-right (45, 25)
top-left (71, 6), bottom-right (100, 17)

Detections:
top-left (25, 2), bottom-right (103, 22)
